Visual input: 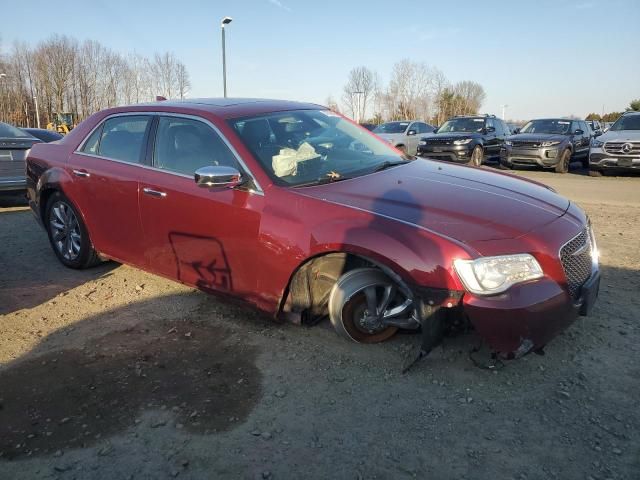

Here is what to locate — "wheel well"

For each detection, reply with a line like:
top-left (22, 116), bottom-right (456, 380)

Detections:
top-left (39, 187), bottom-right (58, 222)
top-left (278, 252), bottom-right (410, 325)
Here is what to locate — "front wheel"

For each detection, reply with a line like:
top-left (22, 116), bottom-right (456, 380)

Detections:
top-left (555, 149), bottom-right (571, 173)
top-left (45, 191), bottom-right (101, 269)
top-left (328, 268), bottom-right (413, 343)
top-left (469, 145), bottom-right (483, 166)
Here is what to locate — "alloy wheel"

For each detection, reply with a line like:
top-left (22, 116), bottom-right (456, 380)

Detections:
top-left (49, 201), bottom-right (82, 261)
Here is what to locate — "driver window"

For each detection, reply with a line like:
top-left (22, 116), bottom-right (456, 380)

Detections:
top-left (154, 116), bottom-right (239, 176)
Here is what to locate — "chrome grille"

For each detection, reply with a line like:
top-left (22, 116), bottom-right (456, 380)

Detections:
top-left (559, 227), bottom-right (594, 299)
top-left (603, 141), bottom-right (640, 156)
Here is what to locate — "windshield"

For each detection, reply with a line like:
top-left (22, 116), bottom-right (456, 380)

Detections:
top-left (520, 119), bottom-right (572, 135)
top-left (610, 114), bottom-right (640, 131)
top-left (437, 118), bottom-right (485, 133)
top-left (0, 122), bottom-right (33, 139)
top-left (373, 122), bottom-right (409, 134)
top-left (230, 110), bottom-right (407, 187)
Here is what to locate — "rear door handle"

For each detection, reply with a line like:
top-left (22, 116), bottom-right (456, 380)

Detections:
top-left (72, 169), bottom-right (90, 178)
top-left (142, 187), bottom-right (167, 198)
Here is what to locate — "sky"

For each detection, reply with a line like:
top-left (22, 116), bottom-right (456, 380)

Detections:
top-left (2, 0), bottom-right (639, 121)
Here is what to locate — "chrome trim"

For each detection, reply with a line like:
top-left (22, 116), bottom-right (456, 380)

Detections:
top-left (73, 111), bottom-right (264, 195)
top-left (72, 169), bottom-right (91, 178)
top-left (142, 187), bottom-right (167, 198)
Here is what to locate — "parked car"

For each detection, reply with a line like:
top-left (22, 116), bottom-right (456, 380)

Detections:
top-left (26, 98), bottom-right (600, 359)
top-left (586, 119), bottom-right (603, 136)
top-left (416, 114), bottom-right (510, 166)
top-left (589, 111), bottom-right (640, 176)
top-left (359, 123), bottom-right (378, 132)
top-left (0, 122), bottom-right (41, 193)
top-left (21, 127), bottom-right (64, 143)
top-left (507, 123), bottom-right (521, 134)
top-left (500, 118), bottom-right (592, 173)
top-left (372, 120), bottom-right (436, 155)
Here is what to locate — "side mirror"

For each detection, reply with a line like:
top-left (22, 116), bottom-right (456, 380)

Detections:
top-left (407, 130), bottom-right (416, 136)
top-left (194, 165), bottom-right (244, 189)
top-left (574, 129), bottom-right (584, 135)
top-left (485, 126), bottom-right (496, 133)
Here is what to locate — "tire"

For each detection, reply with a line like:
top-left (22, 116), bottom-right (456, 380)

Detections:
top-left (328, 268), bottom-right (413, 344)
top-left (498, 160), bottom-right (512, 170)
top-left (45, 191), bottom-right (101, 269)
top-left (588, 169), bottom-right (603, 177)
top-left (396, 145), bottom-right (407, 155)
top-left (469, 145), bottom-right (483, 166)
top-left (555, 149), bottom-right (571, 174)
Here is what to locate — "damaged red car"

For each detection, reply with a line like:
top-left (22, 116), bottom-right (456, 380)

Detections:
top-left (26, 98), bottom-right (600, 361)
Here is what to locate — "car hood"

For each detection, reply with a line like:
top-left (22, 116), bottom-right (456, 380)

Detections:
top-left (427, 132), bottom-right (481, 140)
top-left (508, 133), bottom-right (567, 142)
top-left (596, 130), bottom-right (640, 142)
top-left (295, 160), bottom-right (570, 244)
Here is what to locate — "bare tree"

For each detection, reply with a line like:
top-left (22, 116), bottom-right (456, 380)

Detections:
top-left (385, 59), bottom-right (433, 120)
top-left (341, 66), bottom-right (377, 122)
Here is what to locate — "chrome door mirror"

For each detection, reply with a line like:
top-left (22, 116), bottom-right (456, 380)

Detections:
top-left (194, 165), bottom-right (244, 189)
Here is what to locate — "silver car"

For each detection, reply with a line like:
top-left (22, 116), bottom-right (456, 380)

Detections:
top-left (372, 120), bottom-right (435, 155)
top-left (589, 111), bottom-right (640, 176)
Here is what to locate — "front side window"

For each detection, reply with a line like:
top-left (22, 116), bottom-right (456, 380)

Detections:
top-left (92, 116), bottom-right (151, 163)
top-left (153, 116), bottom-right (239, 176)
top-left (230, 109), bottom-right (406, 187)
top-left (437, 117), bottom-right (486, 133)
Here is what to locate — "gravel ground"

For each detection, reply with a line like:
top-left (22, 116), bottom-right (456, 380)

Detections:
top-left (1, 166), bottom-right (639, 480)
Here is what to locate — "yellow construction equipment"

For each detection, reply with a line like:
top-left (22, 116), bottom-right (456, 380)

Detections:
top-left (47, 112), bottom-right (77, 135)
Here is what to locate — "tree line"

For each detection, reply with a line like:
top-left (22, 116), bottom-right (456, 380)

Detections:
top-left (329, 60), bottom-right (486, 125)
top-left (0, 35), bottom-right (191, 128)
top-left (585, 99), bottom-right (640, 123)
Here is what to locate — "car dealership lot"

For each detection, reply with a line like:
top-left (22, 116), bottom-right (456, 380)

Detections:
top-left (1, 168), bottom-right (639, 480)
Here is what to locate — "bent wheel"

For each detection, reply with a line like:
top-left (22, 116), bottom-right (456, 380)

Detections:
top-left (328, 268), bottom-right (412, 343)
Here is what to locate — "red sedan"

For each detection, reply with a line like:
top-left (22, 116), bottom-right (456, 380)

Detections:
top-left (26, 98), bottom-right (600, 361)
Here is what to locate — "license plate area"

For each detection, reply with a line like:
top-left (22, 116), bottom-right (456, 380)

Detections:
top-left (618, 158), bottom-right (632, 167)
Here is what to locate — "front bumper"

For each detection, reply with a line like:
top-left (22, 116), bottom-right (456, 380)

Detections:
top-left (500, 145), bottom-right (561, 168)
top-left (0, 177), bottom-right (27, 192)
top-left (417, 144), bottom-right (472, 163)
top-left (462, 269), bottom-right (600, 356)
top-left (589, 149), bottom-right (640, 172)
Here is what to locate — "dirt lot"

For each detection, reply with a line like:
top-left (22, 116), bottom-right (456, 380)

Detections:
top-left (1, 167), bottom-right (639, 480)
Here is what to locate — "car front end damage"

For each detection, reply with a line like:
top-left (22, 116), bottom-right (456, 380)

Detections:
top-left (406, 219), bottom-right (600, 368)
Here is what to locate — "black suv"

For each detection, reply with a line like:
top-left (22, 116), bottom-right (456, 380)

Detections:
top-left (500, 118), bottom-right (592, 173)
top-left (416, 114), bottom-right (510, 166)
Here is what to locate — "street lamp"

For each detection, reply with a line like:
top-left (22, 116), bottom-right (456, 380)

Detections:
top-left (221, 16), bottom-right (233, 98)
top-left (352, 90), bottom-right (363, 123)
top-left (0, 74), bottom-right (7, 122)
top-left (501, 104), bottom-right (509, 120)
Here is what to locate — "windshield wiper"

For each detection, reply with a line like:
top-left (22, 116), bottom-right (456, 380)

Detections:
top-left (373, 160), bottom-right (410, 172)
top-left (293, 175), bottom-right (351, 188)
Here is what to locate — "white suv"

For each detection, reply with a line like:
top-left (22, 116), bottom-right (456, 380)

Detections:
top-left (589, 112), bottom-right (640, 176)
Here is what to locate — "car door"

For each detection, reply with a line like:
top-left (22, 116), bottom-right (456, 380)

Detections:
top-left (484, 118), bottom-right (499, 158)
top-left (138, 114), bottom-right (265, 299)
top-left (67, 114), bottom-right (151, 266)
top-left (405, 122), bottom-right (420, 155)
top-left (570, 121), bottom-right (588, 157)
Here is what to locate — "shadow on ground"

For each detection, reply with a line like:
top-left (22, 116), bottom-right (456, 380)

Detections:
top-left (0, 294), bottom-right (263, 460)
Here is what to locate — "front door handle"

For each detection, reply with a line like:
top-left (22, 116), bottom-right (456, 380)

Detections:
top-left (72, 169), bottom-right (90, 178)
top-left (142, 187), bottom-right (167, 198)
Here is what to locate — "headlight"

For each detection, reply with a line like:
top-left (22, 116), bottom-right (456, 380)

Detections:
top-left (453, 138), bottom-right (473, 145)
top-left (419, 140), bottom-right (427, 146)
top-left (591, 139), bottom-right (604, 148)
top-left (541, 141), bottom-right (561, 147)
top-left (453, 254), bottom-right (543, 295)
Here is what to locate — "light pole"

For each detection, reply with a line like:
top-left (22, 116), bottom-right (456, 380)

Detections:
top-left (33, 95), bottom-right (41, 129)
top-left (501, 104), bottom-right (509, 120)
top-left (0, 73), bottom-right (7, 122)
top-left (352, 91), bottom-right (363, 123)
top-left (221, 16), bottom-right (233, 98)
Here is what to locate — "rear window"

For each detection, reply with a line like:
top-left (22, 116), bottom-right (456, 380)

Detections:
top-left (0, 122), bottom-right (33, 139)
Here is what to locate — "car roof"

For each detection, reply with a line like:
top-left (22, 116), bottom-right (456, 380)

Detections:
top-left (121, 97), bottom-right (325, 119)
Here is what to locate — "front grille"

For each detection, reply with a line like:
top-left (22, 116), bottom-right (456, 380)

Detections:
top-left (511, 140), bottom-right (540, 149)
top-left (425, 137), bottom-right (456, 145)
top-left (559, 227), bottom-right (594, 299)
top-left (603, 141), bottom-right (640, 156)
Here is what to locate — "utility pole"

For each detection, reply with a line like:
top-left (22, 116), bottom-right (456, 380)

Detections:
top-left (353, 91), bottom-right (363, 123)
top-left (221, 17), bottom-right (233, 98)
top-left (33, 96), bottom-right (41, 129)
top-left (501, 104), bottom-right (509, 120)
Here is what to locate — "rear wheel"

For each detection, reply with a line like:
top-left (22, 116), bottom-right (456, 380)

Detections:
top-left (469, 145), bottom-right (483, 166)
top-left (555, 149), bottom-right (571, 174)
top-left (328, 268), bottom-right (413, 344)
top-left (45, 191), bottom-right (100, 269)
